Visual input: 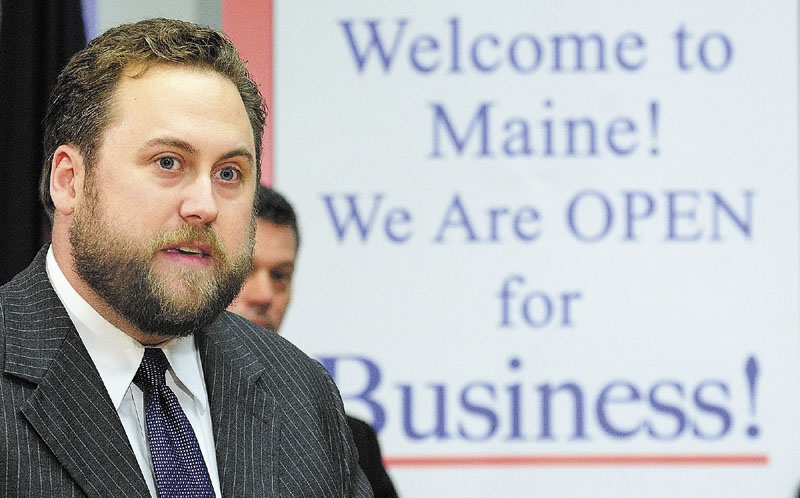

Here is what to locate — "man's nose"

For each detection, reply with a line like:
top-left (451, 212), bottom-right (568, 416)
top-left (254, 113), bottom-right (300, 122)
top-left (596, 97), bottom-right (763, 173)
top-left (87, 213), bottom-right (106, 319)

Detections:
top-left (179, 176), bottom-right (219, 224)
top-left (242, 271), bottom-right (275, 306)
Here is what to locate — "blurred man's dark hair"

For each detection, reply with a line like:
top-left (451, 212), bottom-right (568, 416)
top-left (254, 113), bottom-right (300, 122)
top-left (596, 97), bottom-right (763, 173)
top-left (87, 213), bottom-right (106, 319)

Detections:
top-left (254, 184), bottom-right (301, 250)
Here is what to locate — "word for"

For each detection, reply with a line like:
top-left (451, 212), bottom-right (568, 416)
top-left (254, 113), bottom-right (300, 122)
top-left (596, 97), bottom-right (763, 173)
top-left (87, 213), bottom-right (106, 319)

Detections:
top-left (497, 274), bottom-right (581, 329)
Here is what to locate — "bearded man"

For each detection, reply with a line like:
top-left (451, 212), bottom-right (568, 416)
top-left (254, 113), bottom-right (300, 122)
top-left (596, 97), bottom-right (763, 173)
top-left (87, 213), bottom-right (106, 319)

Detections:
top-left (0, 18), bottom-right (372, 498)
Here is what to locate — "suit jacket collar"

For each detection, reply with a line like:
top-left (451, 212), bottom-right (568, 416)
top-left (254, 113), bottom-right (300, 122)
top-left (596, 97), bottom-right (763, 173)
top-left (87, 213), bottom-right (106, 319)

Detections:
top-left (2, 247), bottom-right (150, 497)
top-left (197, 313), bottom-right (279, 496)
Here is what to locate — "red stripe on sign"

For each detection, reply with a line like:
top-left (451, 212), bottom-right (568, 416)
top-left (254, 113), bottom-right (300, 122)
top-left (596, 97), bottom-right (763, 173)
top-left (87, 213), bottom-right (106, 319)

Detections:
top-left (384, 454), bottom-right (769, 468)
top-left (222, 0), bottom-right (274, 185)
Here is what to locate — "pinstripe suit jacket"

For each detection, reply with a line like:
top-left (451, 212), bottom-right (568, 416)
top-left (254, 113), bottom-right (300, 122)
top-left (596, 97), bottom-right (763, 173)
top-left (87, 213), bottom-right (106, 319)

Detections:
top-left (0, 248), bottom-right (373, 497)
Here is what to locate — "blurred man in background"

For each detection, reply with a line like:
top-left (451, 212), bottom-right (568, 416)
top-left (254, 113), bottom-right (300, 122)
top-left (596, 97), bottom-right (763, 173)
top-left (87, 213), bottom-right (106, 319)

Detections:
top-left (229, 185), bottom-right (399, 498)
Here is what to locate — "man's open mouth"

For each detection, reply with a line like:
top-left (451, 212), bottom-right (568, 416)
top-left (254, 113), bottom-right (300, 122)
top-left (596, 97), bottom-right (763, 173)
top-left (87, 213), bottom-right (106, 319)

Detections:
top-left (165, 246), bottom-right (211, 257)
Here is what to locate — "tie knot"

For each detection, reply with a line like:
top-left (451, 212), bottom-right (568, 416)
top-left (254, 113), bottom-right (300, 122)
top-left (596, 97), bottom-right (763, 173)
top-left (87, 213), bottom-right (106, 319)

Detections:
top-left (134, 348), bottom-right (170, 393)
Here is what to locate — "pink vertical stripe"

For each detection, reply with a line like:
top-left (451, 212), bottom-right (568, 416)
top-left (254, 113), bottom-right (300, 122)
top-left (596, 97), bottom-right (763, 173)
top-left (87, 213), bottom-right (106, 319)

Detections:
top-left (222, 0), bottom-right (274, 186)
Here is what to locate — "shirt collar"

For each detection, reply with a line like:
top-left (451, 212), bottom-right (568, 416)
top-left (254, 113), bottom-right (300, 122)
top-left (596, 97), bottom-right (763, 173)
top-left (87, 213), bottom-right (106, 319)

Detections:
top-left (45, 246), bottom-right (208, 411)
top-left (159, 336), bottom-right (209, 411)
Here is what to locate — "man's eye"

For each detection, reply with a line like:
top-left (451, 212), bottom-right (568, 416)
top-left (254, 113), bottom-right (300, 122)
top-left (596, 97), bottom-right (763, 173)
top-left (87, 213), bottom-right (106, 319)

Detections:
top-left (216, 167), bottom-right (240, 182)
top-left (158, 157), bottom-right (177, 170)
top-left (271, 270), bottom-right (292, 283)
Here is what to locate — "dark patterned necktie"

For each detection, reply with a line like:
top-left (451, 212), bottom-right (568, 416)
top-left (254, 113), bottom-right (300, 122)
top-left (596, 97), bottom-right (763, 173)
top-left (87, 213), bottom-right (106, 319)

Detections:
top-left (134, 348), bottom-right (215, 498)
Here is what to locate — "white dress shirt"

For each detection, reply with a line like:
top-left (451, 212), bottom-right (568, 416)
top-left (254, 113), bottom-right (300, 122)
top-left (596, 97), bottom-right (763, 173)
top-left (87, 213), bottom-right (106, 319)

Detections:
top-left (45, 247), bottom-right (222, 498)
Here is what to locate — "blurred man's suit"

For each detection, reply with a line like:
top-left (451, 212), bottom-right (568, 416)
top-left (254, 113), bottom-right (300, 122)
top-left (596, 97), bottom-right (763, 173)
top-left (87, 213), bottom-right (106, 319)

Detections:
top-left (0, 249), bottom-right (371, 497)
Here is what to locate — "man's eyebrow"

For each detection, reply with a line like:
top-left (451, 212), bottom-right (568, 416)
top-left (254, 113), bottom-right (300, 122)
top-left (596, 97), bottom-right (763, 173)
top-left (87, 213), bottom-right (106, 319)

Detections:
top-left (219, 147), bottom-right (255, 166)
top-left (140, 137), bottom-right (198, 155)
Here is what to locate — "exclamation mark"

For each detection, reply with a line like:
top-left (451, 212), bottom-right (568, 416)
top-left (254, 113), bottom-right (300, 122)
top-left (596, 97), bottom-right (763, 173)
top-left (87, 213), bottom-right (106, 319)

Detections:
top-left (745, 355), bottom-right (760, 438)
top-left (649, 100), bottom-right (659, 156)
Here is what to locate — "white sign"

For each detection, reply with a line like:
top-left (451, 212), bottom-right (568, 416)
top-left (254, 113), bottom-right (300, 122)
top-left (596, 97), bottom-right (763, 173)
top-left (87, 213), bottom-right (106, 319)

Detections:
top-left (275, 2), bottom-right (800, 496)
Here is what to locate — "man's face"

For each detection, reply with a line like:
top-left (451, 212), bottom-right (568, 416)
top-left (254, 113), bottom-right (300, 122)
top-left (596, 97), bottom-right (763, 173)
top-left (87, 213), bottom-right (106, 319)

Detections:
top-left (227, 219), bottom-right (297, 332)
top-left (69, 64), bottom-right (258, 339)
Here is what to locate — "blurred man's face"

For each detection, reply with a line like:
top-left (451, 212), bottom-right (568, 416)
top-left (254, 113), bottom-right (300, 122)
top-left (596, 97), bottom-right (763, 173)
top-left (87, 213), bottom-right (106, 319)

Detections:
top-left (228, 219), bottom-right (297, 331)
top-left (68, 63), bottom-right (257, 339)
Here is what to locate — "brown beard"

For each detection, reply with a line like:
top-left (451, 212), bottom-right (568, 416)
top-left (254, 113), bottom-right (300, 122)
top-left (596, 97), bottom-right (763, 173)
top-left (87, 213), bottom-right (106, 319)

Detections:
top-left (69, 182), bottom-right (254, 338)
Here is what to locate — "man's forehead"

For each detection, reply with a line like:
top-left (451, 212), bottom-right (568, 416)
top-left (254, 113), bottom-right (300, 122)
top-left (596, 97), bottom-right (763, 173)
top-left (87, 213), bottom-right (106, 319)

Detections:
top-left (101, 62), bottom-right (256, 155)
top-left (113, 62), bottom-right (233, 101)
top-left (108, 62), bottom-right (241, 116)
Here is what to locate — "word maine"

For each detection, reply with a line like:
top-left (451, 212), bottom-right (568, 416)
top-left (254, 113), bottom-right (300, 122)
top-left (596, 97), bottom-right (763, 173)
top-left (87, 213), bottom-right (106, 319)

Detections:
top-left (339, 17), bottom-right (647, 75)
top-left (429, 100), bottom-right (660, 159)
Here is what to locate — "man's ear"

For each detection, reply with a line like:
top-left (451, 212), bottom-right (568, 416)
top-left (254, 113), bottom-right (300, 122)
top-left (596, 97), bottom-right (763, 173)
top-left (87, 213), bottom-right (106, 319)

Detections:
top-left (50, 144), bottom-right (86, 216)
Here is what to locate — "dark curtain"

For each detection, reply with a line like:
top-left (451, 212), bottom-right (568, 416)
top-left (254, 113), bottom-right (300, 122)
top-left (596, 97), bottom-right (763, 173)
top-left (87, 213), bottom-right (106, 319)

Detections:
top-left (0, 1), bottom-right (86, 285)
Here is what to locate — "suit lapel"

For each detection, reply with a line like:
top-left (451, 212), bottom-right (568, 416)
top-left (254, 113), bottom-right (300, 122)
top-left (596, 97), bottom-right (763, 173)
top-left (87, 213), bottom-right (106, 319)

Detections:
top-left (3, 249), bottom-right (149, 498)
top-left (198, 314), bottom-right (279, 497)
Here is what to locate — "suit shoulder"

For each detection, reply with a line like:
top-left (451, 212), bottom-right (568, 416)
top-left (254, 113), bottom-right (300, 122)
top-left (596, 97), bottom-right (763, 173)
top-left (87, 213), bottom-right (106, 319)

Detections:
top-left (211, 311), bottom-right (333, 391)
top-left (218, 311), bottom-right (315, 363)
